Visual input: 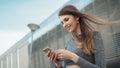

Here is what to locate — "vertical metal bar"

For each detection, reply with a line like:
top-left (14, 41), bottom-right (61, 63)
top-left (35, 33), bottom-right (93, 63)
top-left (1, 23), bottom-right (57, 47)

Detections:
top-left (28, 32), bottom-right (33, 68)
top-left (17, 49), bottom-right (20, 68)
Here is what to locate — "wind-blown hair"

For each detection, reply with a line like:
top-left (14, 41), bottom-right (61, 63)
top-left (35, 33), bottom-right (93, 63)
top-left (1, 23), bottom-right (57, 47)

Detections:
top-left (59, 5), bottom-right (117, 55)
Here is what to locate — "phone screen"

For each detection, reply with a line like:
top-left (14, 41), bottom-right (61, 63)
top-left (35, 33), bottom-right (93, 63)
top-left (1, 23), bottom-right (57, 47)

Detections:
top-left (43, 47), bottom-right (51, 53)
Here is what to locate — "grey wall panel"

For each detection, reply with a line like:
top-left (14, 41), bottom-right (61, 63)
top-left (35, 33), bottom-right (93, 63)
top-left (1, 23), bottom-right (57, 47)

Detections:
top-left (19, 45), bottom-right (28, 68)
top-left (0, 60), bottom-right (2, 68)
top-left (43, 52), bottom-right (51, 68)
top-left (31, 53), bottom-right (35, 68)
top-left (34, 51), bottom-right (39, 68)
top-left (2, 57), bottom-right (7, 68)
top-left (50, 36), bottom-right (58, 49)
top-left (102, 34), bottom-right (116, 59)
top-left (107, 0), bottom-right (120, 21)
top-left (7, 55), bottom-right (11, 68)
top-left (58, 36), bottom-right (65, 49)
top-left (38, 50), bottom-right (44, 68)
top-left (93, 0), bottom-right (109, 19)
top-left (84, 2), bottom-right (94, 14)
top-left (0, 60), bottom-right (1, 68)
top-left (57, 29), bottom-right (65, 49)
top-left (63, 29), bottom-right (71, 43)
top-left (12, 51), bottom-right (17, 68)
top-left (113, 33), bottom-right (120, 56)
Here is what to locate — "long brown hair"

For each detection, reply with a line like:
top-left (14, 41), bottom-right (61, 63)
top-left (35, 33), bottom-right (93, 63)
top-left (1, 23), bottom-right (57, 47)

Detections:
top-left (58, 5), bottom-right (117, 55)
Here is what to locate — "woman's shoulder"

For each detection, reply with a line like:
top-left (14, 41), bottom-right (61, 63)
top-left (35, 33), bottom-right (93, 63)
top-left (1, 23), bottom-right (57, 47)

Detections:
top-left (92, 31), bottom-right (104, 49)
top-left (65, 38), bottom-right (75, 49)
top-left (91, 30), bottom-right (100, 35)
top-left (65, 38), bottom-right (73, 45)
top-left (91, 31), bottom-right (101, 39)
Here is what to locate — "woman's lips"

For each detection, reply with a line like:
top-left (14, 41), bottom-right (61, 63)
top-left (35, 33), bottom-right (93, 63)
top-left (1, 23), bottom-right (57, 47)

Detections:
top-left (66, 25), bottom-right (71, 30)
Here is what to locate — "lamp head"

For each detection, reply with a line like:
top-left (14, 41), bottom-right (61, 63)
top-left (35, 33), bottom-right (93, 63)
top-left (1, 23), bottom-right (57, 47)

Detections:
top-left (27, 23), bottom-right (40, 32)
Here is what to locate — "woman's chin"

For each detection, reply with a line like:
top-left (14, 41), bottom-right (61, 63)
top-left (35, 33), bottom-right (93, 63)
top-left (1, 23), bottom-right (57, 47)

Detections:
top-left (68, 30), bottom-right (73, 33)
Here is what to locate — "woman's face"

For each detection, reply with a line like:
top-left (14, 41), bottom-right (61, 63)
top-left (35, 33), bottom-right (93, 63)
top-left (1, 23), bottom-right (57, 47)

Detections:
top-left (59, 15), bottom-right (79, 33)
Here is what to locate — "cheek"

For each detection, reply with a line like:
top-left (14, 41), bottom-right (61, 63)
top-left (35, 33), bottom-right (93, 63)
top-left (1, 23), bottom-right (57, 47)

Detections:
top-left (71, 21), bottom-right (78, 30)
top-left (71, 21), bottom-right (77, 27)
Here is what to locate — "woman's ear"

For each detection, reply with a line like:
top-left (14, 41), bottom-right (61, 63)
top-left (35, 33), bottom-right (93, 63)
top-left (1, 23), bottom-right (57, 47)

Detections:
top-left (76, 17), bottom-right (79, 21)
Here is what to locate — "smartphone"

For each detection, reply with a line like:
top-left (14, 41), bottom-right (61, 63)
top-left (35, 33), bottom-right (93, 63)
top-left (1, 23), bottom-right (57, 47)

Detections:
top-left (43, 47), bottom-right (60, 61)
top-left (43, 47), bottom-right (51, 53)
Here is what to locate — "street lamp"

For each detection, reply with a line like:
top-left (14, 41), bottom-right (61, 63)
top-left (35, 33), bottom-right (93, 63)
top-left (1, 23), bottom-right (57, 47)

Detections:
top-left (27, 23), bottom-right (40, 68)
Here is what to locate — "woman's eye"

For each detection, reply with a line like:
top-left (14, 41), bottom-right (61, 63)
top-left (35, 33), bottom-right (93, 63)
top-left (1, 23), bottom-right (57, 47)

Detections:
top-left (64, 18), bottom-right (69, 22)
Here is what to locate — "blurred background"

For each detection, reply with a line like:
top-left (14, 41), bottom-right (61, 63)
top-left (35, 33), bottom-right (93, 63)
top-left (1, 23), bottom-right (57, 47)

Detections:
top-left (0, 0), bottom-right (69, 55)
top-left (0, 0), bottom-right (120, 68)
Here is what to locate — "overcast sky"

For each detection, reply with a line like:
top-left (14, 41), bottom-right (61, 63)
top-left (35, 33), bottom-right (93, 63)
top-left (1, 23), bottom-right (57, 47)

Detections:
top-left (0, 0), bottom-right (69, 55)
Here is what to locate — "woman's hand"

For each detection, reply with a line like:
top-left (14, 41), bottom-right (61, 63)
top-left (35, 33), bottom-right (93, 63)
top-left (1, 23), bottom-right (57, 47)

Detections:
top-left (56, 49), bottom-right (79, 63)
top-left (56, 49), bottom-right (81, 68)
top-left (47, 50), bottom-right (61, 68)
top-left (47, 49), bottom-right (79, 68)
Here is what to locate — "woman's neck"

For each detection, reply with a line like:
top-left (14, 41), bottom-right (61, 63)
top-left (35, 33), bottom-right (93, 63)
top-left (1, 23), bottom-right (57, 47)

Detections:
top-left (74, 23), bottom-right (81, 36)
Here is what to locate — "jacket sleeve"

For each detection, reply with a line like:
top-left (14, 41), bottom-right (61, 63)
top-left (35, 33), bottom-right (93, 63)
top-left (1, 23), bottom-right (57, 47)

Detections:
top-left (76, 32), bottom-right (106, 68)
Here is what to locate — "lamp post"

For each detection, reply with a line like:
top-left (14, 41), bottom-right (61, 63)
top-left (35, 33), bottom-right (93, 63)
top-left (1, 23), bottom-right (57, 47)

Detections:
top-left (27, 23), bottom-right (40, 68)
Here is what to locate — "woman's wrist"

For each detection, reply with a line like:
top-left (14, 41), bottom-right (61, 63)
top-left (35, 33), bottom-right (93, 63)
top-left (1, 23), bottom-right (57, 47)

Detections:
top-left (70, 53), bottom-right (79, 63)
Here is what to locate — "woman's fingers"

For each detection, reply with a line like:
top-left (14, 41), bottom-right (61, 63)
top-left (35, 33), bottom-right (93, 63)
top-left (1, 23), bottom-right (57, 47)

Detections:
top-left (50, 50), bottom-right (54, 60)
top-left (47, 50), bottom-right (57, 61)
top-left (47, 50), bottom-right (51, 57)
top-left (53, 52), bottom-right (57, 61)
top-left (47, 49), bottom-right (72, 61)
top-left (57, 53), bottom-right (64, 60)
top-left (49, 50), bottom-right (54, 61)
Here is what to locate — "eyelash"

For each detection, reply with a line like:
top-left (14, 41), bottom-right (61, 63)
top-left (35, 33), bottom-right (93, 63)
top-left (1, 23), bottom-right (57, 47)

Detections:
top-left (61, 18), bottom-right (69, 24)
top-left (64, 18), bottom-right (69, 22)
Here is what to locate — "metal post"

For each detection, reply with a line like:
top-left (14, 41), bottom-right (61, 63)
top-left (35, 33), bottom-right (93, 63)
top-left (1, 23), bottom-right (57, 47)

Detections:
top-left (28, 31), bottom-right (33, 68)
top-left (27, 23), bottom-right (40, 68)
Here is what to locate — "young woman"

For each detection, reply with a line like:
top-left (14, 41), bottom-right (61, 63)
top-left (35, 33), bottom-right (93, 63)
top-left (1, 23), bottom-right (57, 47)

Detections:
top-left (47, 5), bottom-right (116, 68)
